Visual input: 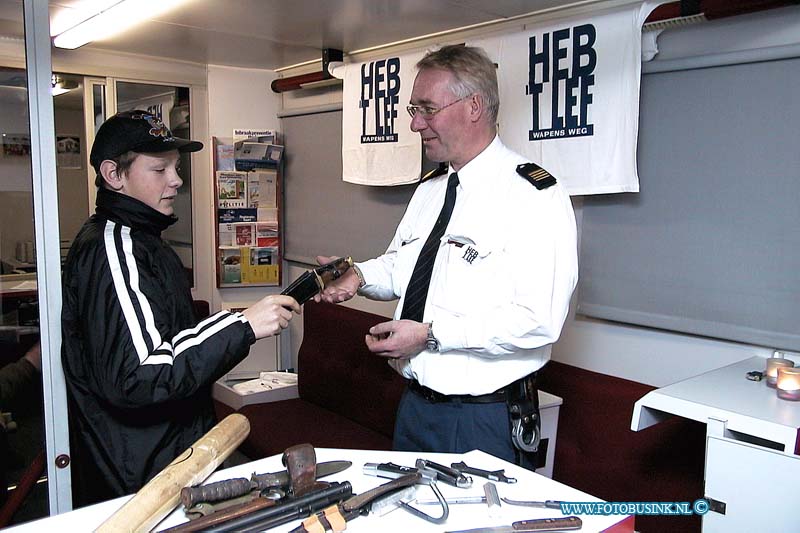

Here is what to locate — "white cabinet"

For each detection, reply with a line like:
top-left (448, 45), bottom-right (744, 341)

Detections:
top-left (631, 357), bottom-right (800, 532)
top-left (703, 436), bottom-right (800, 533)
top-left (537, 390), bottom-right (562, 479)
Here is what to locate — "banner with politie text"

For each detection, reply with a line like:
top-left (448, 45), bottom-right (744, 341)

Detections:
top-left (469, 1), bottom-right (662, 195)
top-left (335, 50), bottom-right (424, 186)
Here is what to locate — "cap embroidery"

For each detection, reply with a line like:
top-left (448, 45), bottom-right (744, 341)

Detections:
top-left (134, 113), bottom-right (174, 141)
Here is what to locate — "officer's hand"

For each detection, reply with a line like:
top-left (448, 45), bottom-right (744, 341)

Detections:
top-left (313, 255), bottom-right (360, 304)
top-left (365, 320), bottom-right (427, 359)
top-left (243, 295), bottom-right (301, 339)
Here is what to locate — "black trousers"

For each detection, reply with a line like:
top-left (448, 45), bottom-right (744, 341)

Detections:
top-left (392, 386), bottom-right (516, 464)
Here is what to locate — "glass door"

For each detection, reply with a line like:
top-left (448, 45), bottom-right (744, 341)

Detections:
top-left (0, 61), bottom-right (49, 524)
top-left (3, 0), bottom-right (73, 521)
top-left (82, 77), bottom-right (108, 214)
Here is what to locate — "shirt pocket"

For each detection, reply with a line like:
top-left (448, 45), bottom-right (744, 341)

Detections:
top-left (394, 225), bottom-right (424, 295)
top-left (435, 235), bottom-right (503, 314)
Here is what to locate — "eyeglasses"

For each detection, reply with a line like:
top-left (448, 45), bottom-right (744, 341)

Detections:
top-left (406, 95), bottom-right (470, 120)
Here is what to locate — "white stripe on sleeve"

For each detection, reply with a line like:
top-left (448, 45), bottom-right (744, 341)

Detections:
top-left (104, 221), bottom-right (149, 363)
top-left (120, 226), bottom-right (163, 353)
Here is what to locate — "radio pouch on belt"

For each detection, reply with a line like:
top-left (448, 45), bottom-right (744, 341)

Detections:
top-left (506, 374), bottom-right (541, 461)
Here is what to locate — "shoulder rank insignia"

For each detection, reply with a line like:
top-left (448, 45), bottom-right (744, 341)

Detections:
top-left (419, 162), bottom-right (449, 184)
top-left (516, 163), bottom-right (557, 190)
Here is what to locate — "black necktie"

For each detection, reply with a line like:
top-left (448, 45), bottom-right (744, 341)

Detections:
top-left (400, 172), bottom-right (459, 322)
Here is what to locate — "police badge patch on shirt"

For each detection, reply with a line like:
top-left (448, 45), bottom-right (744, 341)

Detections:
top-left (444, 235), bottom-right (488, 265)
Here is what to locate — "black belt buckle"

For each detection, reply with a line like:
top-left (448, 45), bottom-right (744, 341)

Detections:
top-left (411, 381), bottom-right (442, 403)
top-left (421, 387), bottom-right (441, 403)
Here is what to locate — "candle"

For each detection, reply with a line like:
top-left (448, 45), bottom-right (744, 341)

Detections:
top-left (765, 358), bottom-right (795, 388)
top-left (776, 367), bottom-right (800, 401)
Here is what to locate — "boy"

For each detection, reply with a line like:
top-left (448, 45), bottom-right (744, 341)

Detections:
top-left (61, 111), bottom-right (298, 505)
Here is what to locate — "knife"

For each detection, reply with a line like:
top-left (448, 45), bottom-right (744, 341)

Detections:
top-left (364, 460), bottom-right (472, 488)
top-left (451, 461), bottom-right (517, 484)
top-left (445, 516), bottom-right (582, 533)
top-left (500, 498), bottom-right (564, 509)
top-left (180, 460), bottom-right (352, 508)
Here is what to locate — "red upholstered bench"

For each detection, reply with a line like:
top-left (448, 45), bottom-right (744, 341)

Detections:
top-left (216, 301), bottom-right (406, 459)
top-left (538, 361), bottom-right (706, 533)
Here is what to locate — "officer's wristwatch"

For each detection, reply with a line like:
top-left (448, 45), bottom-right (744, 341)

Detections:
top-left (426, 322), bottom-right (440, 352)
top-left (352, 264), bottom-right (366, 288)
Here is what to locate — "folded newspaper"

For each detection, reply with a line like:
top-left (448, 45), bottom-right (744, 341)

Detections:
top-left (231, 371), bottom-right (298, 395)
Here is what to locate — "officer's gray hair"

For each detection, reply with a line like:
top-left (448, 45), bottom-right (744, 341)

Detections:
top-left (416, 45), bottom-right (499, 125)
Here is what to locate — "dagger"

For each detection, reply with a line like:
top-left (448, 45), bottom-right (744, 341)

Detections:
top-left (180, 460), bottom-right (352, 509)
top-left (445, 516), bottom-right (583, 533)
top-left (281, 256), bottom-right (353, 304)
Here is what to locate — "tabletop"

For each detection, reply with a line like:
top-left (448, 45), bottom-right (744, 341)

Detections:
top-left (7, 448), bottom-right (633, 532)
top-left (632, 356), bottom-right (800, 452)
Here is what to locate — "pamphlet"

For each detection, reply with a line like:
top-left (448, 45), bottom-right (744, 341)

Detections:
top-left (216, 144), bottom-right (235, 171)
top-left (247, 170), bottom-right (277, 208)
top-left (220, 248), bottom-right (242, 283)
top-left (217, 171), bottom-right (248, 208)
top-left (218, 208), bottom-right (257, 224)
top-left (234, 223), bottom-right (255, 246)
top-left (240, 247), bottom-right (280, 284)
top-left (218, 223), bottom-right (235, 247)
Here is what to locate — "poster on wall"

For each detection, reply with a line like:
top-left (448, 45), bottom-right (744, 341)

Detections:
top-left (56, 135), bottom-right (82, 168)
top-left (468, 0), bottom-right (661, 195)
top-left (2, 133), bottom-right (31, 157)
top-left (338, 50), bottom-right (424, 186)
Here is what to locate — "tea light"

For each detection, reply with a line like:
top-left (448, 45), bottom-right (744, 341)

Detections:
top-left (776, 367), bottom-right (800, 401)
top-left (765, 357), bottom-right (795, 388)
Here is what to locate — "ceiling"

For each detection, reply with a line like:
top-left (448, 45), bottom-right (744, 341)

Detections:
top-left (0, 0), bottom-right (611, 70)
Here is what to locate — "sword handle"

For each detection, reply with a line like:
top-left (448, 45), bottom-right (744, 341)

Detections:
top-left (281, 256), bottom-right (353, 305)
top-left (180, 477), bottom-right (254, 509)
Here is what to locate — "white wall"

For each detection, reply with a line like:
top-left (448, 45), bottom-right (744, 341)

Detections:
top-left (553, 6), bottom-right (800, 386)
top-left (281, 6), bottom-right (800, 385)
top-left (206, 65), bottom-right (285, 374)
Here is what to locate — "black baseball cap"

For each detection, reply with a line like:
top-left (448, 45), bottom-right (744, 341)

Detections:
top-left (90, 110), bottom-right (203, 174)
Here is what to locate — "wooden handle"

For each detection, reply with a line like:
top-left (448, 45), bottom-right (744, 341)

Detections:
top-left (95, 413), bottom-right (250, 533)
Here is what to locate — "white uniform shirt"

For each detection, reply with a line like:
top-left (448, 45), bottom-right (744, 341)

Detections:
top-left (357, 136), bottom-right (578, 395)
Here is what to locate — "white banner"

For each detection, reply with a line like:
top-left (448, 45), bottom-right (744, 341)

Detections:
top-left (339, 51), bottom-right (423, 186)
top-left (469, 2), bottom-right (660, 195)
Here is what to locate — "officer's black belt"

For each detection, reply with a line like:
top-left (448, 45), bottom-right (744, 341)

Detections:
top-left (408, 376), bottom-right (531, 405)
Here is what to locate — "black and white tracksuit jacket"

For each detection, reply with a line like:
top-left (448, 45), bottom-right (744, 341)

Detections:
top-left (61, 187), bottom-right (255, 506)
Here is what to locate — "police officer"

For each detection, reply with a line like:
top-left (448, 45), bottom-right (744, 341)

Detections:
top-left (317, 45), bottom-right (577, 466)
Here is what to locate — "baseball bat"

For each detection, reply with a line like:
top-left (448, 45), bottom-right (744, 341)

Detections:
top-left (95, 413), bottom-right (250, 533)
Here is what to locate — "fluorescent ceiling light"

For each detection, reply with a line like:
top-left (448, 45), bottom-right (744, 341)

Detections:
top-left (52, 0), bottom-right (190, 50)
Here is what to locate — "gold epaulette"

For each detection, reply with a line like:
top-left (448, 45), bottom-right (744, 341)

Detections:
top-left (516, 162), bottom-right (557, 190)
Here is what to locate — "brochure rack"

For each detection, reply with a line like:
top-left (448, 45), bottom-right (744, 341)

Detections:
top-left (212, 135), bottom-right (284, 288)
